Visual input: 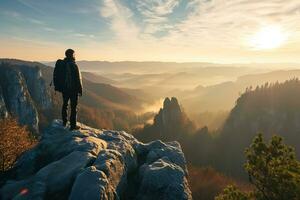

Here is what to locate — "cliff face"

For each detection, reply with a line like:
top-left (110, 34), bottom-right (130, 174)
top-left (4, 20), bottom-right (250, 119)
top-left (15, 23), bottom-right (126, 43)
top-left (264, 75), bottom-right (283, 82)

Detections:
top-left (14, 65), bottom-right (52, 109)
top-left (0, 87), bottom-right (8, 118)
top-left (1, 120), bottom-right (192, 200)
top-left (0, 66), bottom-right (39, 133)
top-left (0, 62), bottom-right (52, 133)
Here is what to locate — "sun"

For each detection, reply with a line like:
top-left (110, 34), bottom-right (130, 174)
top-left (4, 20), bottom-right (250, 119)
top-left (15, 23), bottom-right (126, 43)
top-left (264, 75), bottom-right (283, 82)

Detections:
top-left (248, 25), bottom-right (288, 50)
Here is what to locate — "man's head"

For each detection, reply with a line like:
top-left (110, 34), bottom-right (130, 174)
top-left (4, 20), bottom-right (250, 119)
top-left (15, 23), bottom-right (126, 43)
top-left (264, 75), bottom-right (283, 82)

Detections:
top-left (65, 49), bottom-right (75, 59)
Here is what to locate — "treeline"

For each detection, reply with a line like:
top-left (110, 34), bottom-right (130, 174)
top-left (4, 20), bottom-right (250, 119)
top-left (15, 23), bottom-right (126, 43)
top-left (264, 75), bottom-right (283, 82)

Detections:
top-left (214, 78), bottom-right (300, 177)
top-left (135, 79), bottom-right (300, 179)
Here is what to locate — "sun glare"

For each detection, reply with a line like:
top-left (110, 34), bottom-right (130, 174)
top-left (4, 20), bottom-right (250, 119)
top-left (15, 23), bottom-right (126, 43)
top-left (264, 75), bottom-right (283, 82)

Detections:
top-left (249, 25), bottom-right (288, 50)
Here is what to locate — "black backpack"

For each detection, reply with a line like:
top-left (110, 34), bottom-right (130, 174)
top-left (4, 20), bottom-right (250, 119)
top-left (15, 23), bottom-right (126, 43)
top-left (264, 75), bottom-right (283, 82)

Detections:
top-left (53, 59), bottom-right (66, 92)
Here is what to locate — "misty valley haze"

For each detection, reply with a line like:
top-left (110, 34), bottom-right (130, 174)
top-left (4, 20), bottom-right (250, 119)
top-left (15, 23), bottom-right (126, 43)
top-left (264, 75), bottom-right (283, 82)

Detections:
top-left (2, 58), bottom-right (300, 199)
top-left (47, 60), bottom-right (300, 129)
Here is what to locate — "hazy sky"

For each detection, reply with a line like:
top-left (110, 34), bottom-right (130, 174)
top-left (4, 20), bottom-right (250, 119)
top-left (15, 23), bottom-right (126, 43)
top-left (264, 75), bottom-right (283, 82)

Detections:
top-left (0, 0), bottom-right (299, 63)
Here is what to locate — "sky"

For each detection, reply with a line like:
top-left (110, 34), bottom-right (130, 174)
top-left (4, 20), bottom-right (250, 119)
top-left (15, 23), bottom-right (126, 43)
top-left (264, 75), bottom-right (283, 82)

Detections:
top-left (0, 0), bottom-right (300, 63)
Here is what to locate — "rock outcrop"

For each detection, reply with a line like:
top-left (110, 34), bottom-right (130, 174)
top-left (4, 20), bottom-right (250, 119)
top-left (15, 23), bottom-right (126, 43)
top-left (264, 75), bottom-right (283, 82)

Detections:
top-left (0, 62), bottom-right (52, 133)
top-left (0, 67), bottom-right (39, 133)
top-left (13, 64), bottom-right (52, 109)
top-left (0, 120), bottom-right (192, 200)
top-left (136, 97), bottom-right (196, 142)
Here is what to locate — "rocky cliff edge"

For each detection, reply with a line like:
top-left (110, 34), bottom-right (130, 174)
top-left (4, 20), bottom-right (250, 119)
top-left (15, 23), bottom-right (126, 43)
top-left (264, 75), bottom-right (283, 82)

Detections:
top-left (0, 120), bottom-right (192, 200)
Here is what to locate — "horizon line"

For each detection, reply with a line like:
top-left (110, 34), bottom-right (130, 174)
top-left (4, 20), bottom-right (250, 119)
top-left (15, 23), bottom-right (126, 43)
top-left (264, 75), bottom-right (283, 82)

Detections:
top-left (1, 57), bottom-right (300, 66)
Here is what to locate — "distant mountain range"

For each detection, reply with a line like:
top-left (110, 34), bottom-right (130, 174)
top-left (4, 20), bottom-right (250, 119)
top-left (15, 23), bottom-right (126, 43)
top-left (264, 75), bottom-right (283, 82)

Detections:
top-left (180, 68), bottom-right (300, 114)
top-left (81, 72), bottom-right (118, 85)
top-left (45, 60), bottom-right (300, 73)
top-left (46, 60), bottom-right (273, 90)
top-left (9, 59), bottom-right (300, 131)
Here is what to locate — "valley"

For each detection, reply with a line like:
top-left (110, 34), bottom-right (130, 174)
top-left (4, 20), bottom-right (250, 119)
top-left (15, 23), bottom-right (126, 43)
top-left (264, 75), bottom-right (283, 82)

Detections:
top-left (2, 59), bottom-right (300, 199)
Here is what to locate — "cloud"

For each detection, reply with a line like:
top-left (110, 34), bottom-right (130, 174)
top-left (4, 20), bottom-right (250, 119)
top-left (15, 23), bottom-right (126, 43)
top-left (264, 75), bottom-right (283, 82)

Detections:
top-left (137, 0), bottom-right (180, 22)
top-left (2, 10), bottom-right (22, 18)
top-left (17, 0), bottom-right (43, 14)
top-left (1, 10), bottom-right (45, 26)
top-left (43, 27), bottom-right (55, 32)
top-left (2, 0), bottom-right (300, 62)
top-left (136, 0), bottom-right (180, 34)
top-left (100, 0), bottom-right (140, 41)
top-left (27, 18), bottom-right (44, 25)
top-left (9, 36), bottom-right (61, 47)
top-left (73, 33), bottom-right (96, 39)
top-left (163, 0), bottom-right (300, 48)
top-left (94, 0), bottom-right (300, 63)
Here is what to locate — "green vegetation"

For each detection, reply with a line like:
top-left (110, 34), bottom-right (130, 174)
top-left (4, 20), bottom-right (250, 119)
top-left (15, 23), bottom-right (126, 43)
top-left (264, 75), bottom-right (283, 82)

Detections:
top-left (214, 79), bottom-right (300, 177)
top-left (216, 134), bottom-right (300, 200)
top-left (215, 186), bottom-right (250, 200)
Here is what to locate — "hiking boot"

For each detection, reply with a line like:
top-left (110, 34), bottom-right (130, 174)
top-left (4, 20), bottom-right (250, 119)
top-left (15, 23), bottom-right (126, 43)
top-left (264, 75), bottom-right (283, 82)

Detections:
top-left (62, 121), bottom-right (67, 127)
top-left (69, 125), bottom-right (80, 131)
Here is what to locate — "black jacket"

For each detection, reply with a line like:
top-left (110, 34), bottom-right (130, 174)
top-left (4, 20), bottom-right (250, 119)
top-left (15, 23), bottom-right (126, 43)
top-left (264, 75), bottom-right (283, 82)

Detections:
top-left (63, 58), bottom-right (82, 94)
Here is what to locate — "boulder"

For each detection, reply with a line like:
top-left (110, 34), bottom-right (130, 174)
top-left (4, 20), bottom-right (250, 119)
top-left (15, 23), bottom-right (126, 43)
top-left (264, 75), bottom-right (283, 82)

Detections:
top-left (137, 158), bottom-right (192, 200)
top-left (69, 166), bottom-right (116, 200)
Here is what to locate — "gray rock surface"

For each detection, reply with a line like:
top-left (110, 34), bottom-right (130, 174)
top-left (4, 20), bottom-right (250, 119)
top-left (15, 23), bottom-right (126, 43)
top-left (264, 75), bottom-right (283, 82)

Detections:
top-left (0, 67), bottom-right (39, 132)
top-left (0, 120), bottom-right (192, 200)
top-left (137, 158), bottom-right (191, 200)
top-left (0, 62), bottom-right (52, 133)
top-left (14, 65), bottom-right (51, 109)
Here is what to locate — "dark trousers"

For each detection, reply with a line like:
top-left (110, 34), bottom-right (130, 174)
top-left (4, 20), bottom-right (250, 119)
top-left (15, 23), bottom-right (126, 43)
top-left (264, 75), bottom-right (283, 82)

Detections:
top-left (62, 92), bottom-right (78, 127)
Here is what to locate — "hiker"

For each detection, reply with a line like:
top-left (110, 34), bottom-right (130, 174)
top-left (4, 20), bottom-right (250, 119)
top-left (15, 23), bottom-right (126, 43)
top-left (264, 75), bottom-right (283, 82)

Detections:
top-left (53, 49), bottom-right (83, 130)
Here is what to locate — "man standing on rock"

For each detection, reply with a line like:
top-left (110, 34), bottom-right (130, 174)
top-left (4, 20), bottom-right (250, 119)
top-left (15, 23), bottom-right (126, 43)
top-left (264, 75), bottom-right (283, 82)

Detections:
top-left (53, 49), bottom-right (82, 130)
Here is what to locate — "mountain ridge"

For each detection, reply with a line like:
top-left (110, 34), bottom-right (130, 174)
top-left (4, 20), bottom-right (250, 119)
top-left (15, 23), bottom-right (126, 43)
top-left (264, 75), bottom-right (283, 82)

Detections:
top-left (0, 59), bottom-right (153, 131)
